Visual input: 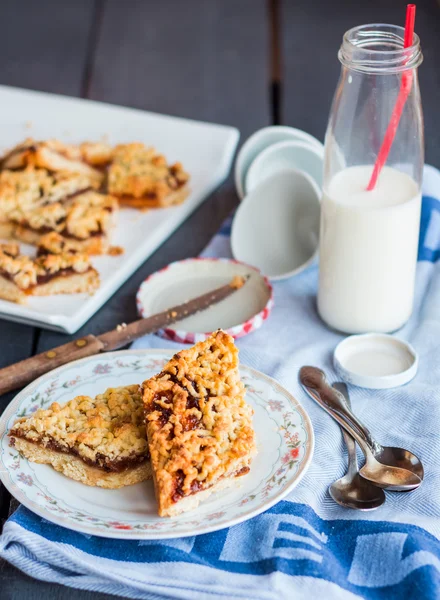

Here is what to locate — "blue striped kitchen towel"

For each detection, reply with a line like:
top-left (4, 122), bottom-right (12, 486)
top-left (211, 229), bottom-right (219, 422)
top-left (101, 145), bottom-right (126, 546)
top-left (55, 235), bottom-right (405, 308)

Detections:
top-left (2, 165), bottom-right (440, 599)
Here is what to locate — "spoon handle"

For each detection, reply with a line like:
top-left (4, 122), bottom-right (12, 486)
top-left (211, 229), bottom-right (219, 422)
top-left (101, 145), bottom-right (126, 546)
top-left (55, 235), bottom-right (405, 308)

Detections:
top-left (332, 382), bottom-right (359, 477)
top-left (299, 366), bottom-right (380, 456)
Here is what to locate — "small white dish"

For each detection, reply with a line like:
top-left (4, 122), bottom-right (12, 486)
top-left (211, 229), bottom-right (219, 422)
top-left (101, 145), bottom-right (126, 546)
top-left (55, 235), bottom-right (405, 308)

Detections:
top-left (234, 126), bottom-right (323, 199)
top-left (334, 333), bottom-right (418, 389)
top-left (0, 350), bottom-right (314, 539)
top-left (246, 140), bottom-right (324, 194)
top-left (231, 170), bottom-right (321, 280)
top-left (136, 258), bottom-right (273, 343)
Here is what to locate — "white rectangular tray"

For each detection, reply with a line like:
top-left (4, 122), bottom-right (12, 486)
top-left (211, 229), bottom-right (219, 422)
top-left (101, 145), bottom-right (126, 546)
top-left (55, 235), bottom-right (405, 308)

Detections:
top-left (0, 85), bottom-right (239, 333)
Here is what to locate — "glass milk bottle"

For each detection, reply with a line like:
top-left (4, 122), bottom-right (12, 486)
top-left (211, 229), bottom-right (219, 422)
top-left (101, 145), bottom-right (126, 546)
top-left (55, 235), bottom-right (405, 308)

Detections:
top-left (317, 24), bottom-right (424, 334)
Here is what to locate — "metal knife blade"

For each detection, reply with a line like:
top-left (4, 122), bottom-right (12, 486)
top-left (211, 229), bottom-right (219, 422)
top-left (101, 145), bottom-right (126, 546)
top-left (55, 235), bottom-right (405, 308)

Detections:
top-left (97, 276), bottom-right (248, 350)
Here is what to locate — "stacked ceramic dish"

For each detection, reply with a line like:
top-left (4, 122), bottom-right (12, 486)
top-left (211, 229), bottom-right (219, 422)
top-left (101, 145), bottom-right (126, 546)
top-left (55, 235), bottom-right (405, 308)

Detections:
top-left (232, 126), bottom-right (324, 280)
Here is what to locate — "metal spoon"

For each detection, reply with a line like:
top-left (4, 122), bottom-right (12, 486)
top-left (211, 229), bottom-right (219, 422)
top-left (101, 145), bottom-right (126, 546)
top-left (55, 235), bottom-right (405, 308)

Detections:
top-left (299, 366), bottom-right (424, 491)
top-left (329, 382), bottom-right (386, 510)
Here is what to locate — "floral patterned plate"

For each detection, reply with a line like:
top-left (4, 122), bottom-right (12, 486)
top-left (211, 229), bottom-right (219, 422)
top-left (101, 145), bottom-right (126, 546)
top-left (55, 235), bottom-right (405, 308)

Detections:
top-left (0, 350), bottom-right (314, 540)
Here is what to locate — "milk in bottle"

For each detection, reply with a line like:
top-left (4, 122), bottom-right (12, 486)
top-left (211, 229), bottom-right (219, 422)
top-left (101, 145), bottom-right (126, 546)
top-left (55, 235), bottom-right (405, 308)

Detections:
top-left (318, 165), bottom-right (421, 333)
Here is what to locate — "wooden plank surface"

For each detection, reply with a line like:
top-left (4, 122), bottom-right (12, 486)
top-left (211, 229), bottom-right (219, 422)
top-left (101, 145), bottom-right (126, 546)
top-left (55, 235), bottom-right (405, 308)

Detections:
top-left (89, 0), bottom-right (269, 138)
top-left (0, 0), bottom-right (270, 597)
top-left (280, 0), bottom-right (440, 166)
top-left (0, 0), bottom-right (96, 96)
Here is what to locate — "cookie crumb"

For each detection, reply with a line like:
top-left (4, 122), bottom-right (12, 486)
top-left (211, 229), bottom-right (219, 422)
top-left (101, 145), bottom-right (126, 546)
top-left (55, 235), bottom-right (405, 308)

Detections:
top-left (108, 246), bottom-right (124, 256)
top-left (230, 275), bottom-right (246, 289)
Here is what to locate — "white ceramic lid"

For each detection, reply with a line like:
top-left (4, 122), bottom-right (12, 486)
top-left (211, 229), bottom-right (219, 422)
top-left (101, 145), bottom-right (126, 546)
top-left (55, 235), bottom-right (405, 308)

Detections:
top-left (231, 169), bottom-right (320, 280)
top-left (333, 333), bottom-right (418, 389)
top-left (136, 258), bottom-right (273, 343)
top-left (245, 139), bottom-right (324, 195)
top-left (234, 126), bottom-right (323, 199)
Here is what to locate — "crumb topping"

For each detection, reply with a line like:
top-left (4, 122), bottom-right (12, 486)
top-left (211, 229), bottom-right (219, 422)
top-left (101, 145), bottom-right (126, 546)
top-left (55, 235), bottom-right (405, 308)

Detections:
top-left (0, 242), bottom-right (92, 289)
top-left (41, 138), bottom-right (83, 161)
top-left (142, 331), bottom-right (256, 509)
top-left (108, 143), bottom-right (189, 201)
top-left (65, 191), bottom-right (117, 239)
top-left (11, 189), bottom-right (117, 239)
top-left (10, 385), bottom-right (149, 470)
top-left (0, 138), bottom-right (36, 168)
top-left (0, 138), bottom-right (104, 183)
top-left (0, 242), bottom-right (20, 257)
top-left (35, 251), bottom-right (90, 275)
top-left (0, 245), bottom-right (36, 288)
top-left (80, 141), bottom-right (113, 166)
top-left (37, 232), bottom-right (85, 256)
top-left (0, 167), bottom-right (98, 223)
top-left (25, 201), bottom-right (66, 231)
top-left (0, 167), bottom-right (52, 219)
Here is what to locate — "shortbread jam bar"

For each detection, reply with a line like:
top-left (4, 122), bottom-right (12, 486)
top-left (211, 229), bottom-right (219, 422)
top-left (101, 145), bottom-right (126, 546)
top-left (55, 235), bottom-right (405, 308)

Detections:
top-left (11, 189), bottom-right (118, 255)
top-left (142, 330), bottom-right (256, 517)
top-left (0, 242), bottom-right (99, 304)
top-left (108, 143), bottom-right (190, 208)
top-left (0, 166), bottom-right (115, 254)
top-left (9, 385), bottom-right (151, 489)
top-left (0, 167), bottom-right (98, 239)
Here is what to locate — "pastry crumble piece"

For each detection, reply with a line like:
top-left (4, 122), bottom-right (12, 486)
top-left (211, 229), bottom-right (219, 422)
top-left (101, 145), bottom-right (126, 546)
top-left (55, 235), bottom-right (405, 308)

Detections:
top-left (12, 189), bottom-right (118, 255)
top-left (108, 143), bottom-right (190, 208)
top-left (79, 141), bottom-right (113, 166)
top-left (107, 245), bottom-right (124, 256)
top-left (0, 138), bottom-right (105, 185)
top-left (9, 385), bottom-right (151, 489)
top-left (0, 242), bottom-right (99, 304)
top-left (142, 330), bottom-right (256, 517)
top-left (0, 167), bottom-right (103, 243)
top-left (36, 231), bottom-right (87, 256)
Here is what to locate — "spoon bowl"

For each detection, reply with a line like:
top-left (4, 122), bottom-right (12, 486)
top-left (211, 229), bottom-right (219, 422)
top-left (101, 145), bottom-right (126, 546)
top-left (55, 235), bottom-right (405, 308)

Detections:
top-left (377, 445), bottom-right (425, 479)
top-left (360, 447), bottom-right (423, 491)
top-left (329, 472), bottom-right (386, 510)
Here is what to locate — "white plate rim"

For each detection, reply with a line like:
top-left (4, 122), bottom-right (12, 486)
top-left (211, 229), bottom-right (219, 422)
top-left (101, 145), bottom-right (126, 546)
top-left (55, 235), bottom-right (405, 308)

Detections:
top-left (0, 349), bottom-right (314, 540)
top-left (136, 258), bottom-right (275, 342)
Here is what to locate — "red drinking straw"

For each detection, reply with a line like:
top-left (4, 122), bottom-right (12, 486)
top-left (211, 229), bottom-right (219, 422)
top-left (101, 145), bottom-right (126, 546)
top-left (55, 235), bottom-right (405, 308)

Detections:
top-left (366, 4), bottom-right (416, 191)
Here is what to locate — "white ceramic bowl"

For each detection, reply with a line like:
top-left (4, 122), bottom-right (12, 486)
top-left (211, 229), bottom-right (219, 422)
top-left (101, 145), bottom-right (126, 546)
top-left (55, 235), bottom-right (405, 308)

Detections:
top-left (246, 140), bottom-right (324, 194)
top-left (231, 169), bottom-right (321, 280)
top-left (234, 126), bottom-right (323, 199)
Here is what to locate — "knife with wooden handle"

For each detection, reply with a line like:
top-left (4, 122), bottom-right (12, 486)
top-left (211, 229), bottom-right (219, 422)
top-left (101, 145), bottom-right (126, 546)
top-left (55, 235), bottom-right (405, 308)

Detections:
top-left (0, 275), bottom-right (247, 397)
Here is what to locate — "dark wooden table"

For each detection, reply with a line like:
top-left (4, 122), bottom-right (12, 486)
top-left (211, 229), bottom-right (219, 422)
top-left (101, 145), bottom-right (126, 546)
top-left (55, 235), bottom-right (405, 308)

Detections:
top-left (0, 1), bottom-right (439, 598)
